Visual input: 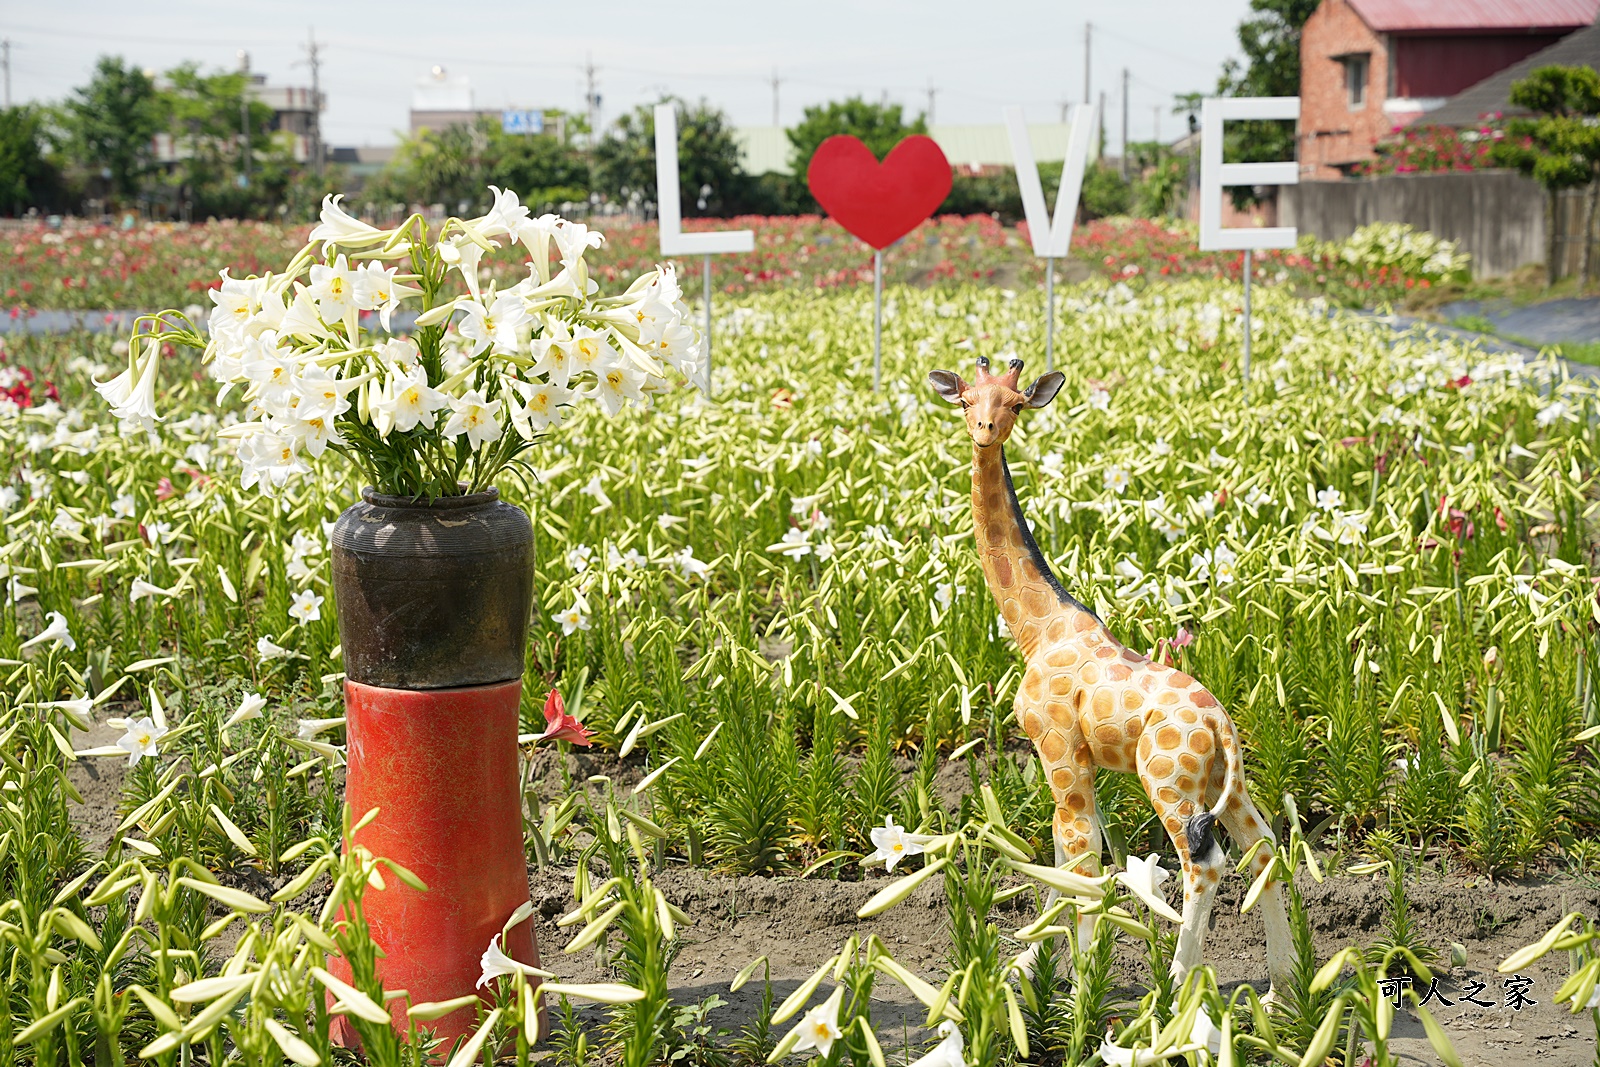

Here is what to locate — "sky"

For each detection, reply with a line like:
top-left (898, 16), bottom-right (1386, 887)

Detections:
top-left (3, 1), bottom-right (1254, 148)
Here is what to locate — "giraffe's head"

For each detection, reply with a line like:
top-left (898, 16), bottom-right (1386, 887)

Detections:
top-left (928, 357), bottom-right (1065, 448)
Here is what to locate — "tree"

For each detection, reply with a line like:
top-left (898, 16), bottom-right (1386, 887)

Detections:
top-left (1081, 163), bottom-right (1131, 220)
top-left (1491, 65), bottom-right (1600, 285)
top-left (591, 98), bottom-right (745, 216)
top-left (786, 98), bottom-right (929, 211)
top-left (1127, 141), bottom-right (1189, 218)
top-left (484, 122), bottom-right (589, 211)
top-left (367, 115), bottom-right (593, 216)
top-left (0, 106), bottom-right (62, 215)
top-left (159, 63), bottom-right (281, 218)
top-left (1216, 0), bottom-right (1317, 199)
top-left (62, 56), bottom-right (164, 205)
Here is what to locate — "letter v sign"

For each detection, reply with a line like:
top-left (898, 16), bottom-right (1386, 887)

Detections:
top-left (1005, 102), bottom-right (1096, 369)
top-left (1005, 102), bottom-right (1097, 258)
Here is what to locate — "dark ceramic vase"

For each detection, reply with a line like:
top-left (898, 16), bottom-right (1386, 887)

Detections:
top-left (330, 487), bottom-right (534, 690)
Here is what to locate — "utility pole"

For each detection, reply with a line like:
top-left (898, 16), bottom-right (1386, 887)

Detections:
top-left (926, 81), bottom-right (937, 124)
top-left (770, 67), bottom-right (781, 126)
top-left (2, 41), bottom-right (10, 109)
top-left (1153, 105), bottom-right (1161, 143)
top-left (1083, 22), bottom-right (1091, 106)
top-left (1060, 98), bottom-right (1070, 123)
top-left (1121, 68), bottom-right (1129, 180)
top-left (584, 55), bottom-right (601, 148)
top-left (1098, 91), bottom-right (1107, 159)
top-left (302, 29), bottom-right (323, 180)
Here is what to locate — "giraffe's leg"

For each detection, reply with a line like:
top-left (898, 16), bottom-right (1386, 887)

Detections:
top-left (1137, 732), bottom-right (1222, 989)
top-left (1034, 708), bottom-right (1102, 957)
top-left (1204, 751), bottom-right (1294, 995)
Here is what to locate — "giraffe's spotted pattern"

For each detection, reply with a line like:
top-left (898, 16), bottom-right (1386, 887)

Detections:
top-left (951, 388), bottom-right (1291, 994)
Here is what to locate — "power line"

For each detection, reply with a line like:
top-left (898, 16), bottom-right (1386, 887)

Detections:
top-left (1091, 25), bottom-right (1219, 74)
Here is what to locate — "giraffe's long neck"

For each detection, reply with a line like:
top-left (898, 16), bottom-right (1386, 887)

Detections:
top-left (971, 444), bottom-right (1098, 659)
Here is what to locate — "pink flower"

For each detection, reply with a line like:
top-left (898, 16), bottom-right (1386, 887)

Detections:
top-left (537, 689), bottom-right (592, 747)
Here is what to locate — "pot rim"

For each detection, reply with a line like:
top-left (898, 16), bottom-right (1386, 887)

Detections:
top-left (360, 486), bottom-right (502, 510)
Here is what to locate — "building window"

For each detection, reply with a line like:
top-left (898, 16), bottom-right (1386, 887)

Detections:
top-left (1343, 54), bottom-right (1369, 110)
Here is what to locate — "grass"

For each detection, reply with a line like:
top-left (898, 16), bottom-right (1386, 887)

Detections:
top-left (0, 260), bottom-right (1598, 1060)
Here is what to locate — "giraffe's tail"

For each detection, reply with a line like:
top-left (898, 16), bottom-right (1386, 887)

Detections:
top-left (1184, 713), bottom-right (1242, 862)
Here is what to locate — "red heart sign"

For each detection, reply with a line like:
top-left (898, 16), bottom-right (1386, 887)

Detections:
top-left (806, 134), bottom-right (953, 250)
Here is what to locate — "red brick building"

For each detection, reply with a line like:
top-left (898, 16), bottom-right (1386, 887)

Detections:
top-left (1298, 0), bottom-right (1600, 178)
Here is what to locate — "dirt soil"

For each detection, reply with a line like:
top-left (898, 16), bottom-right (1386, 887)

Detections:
top-left (65, 721), bottom-right (1600, 1064)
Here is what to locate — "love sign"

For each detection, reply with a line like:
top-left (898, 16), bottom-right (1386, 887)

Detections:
top-left (806, 135), bottom-right (953, 250)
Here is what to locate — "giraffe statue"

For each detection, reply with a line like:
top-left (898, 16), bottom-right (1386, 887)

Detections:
top-left (928, 355), bottom-right (1293, 993)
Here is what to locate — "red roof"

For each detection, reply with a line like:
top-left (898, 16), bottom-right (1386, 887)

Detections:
top-left (1347, 0), bottom-right (1600, 31)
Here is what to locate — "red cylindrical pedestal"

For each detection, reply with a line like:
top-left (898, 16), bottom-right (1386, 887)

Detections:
top-left (330, 678), bottom-right (538, 1047)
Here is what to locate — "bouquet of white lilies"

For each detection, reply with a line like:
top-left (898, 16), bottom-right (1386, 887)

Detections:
top-left (97, 188), bottom-right (703, 498)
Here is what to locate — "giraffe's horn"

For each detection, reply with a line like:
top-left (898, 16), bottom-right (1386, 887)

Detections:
top-left (997, 357), bottom-right (1024, 389)
top-left (973, 356), bottom-right (994, 383)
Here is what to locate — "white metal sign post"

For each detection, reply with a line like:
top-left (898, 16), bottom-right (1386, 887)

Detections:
top-left (1197, 96), bottom-right (1300, 388)
top-left (653, 103), bottom-right (754, 396)
top-left (1006, 102), bottom-right (1097, 371)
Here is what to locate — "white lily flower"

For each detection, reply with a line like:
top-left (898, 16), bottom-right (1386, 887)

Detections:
top-left (506, 377), bottom-right (571, 439)
top-left (105, 341), bottom-right (162, 431)
top-left (40, 697), bottom-right (94, 731)
top-left (378, 367), bottom-right (448, 435)
top-left (909, 1021), bottom-right (966, 1067)
top-left (117, 716), bottom-right (167, 767)
top-left (297, 717), bottom-right (345, 740)
top-left (288, 590), bottom-right (324, 624)
top-left (792, 986), bottom-right (845, 1058)
top-left (21, 611), bottom-right (76, 652)
top-left (867, 814), bottom-right (925, 872)
top-left (590, 361), bottom-right (646, 417)
top-left (582, 476), bottom-right (612, 509)
top-left (476, 932), bottom-right (549, 988)
top-left (555, 594), bottom-right (591, 635)
top-left (129, 578), bottom-right (176, 603)
top-left (1116, 854), bottom-right (1182, 923)
top-left (1191, 1007), bottom-right (1223, 1056)
top-left (308, 254), bottom-right (357, 324)
top-left (441, 389), bottom-right (503, 449)
top-left (225, 692), bottom-right (267, 729)
top-left (674, 547), bottom-right (710, 580)
top-left (257, 636), bottom-right (291, 660)
top-left (308, 194), bottom-right (390, 250)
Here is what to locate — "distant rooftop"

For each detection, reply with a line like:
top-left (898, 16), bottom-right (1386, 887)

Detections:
top-left (735, 122), bottom-right (1089, 176)
top-left (1347, 0), bottom-right (1599, 32)
top-left (413, 66), bottom-right (472, 112)
top-left (1424, 13), bottom-right (1600, 125)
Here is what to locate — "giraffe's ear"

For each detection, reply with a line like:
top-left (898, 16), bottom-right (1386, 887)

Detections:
top-left (1024, 372), bottom-right (1065, 408)
top-left (928, 370), bottom-right (966, 404)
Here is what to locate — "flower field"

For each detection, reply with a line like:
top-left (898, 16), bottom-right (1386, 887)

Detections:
top-left (0, 216), bottom-right (1465, 317)
top-left (0, 257), bottom-right (1598, 1065)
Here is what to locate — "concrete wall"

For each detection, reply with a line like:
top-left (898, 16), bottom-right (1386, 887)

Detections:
top-left (1280, 170), bottom-right (1546, 277)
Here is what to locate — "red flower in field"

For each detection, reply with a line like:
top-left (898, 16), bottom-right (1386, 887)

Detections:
top-left (1494, 507), bottom-right (1508, 533)
top-left (537, 690), bottom-right (592, 747)
top-left (155, 477), bottom-right (176, 501)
